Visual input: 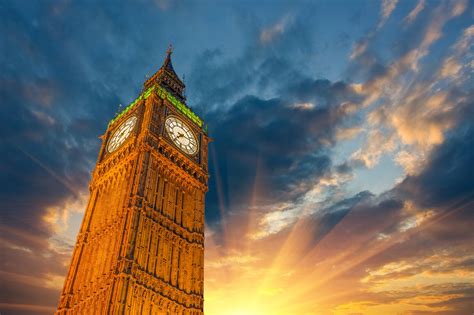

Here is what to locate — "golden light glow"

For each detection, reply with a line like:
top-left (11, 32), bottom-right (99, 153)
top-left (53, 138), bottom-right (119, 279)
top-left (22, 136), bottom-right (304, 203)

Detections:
top-left (204, 192), bottom-right (473, 314)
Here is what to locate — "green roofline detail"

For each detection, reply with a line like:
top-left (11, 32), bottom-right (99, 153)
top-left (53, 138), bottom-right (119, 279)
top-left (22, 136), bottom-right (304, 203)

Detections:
top-left (108, 85), bottom-right (205, 131)
top-left (155, 85), bottom-right (203, 127)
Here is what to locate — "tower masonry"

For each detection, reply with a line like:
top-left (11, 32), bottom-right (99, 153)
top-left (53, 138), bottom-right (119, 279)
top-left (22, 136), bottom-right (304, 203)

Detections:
top-left (57, 48), bottom-right (208, 315)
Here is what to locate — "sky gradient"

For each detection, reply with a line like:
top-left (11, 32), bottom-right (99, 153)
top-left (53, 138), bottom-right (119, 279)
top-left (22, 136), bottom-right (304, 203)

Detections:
top-left (1, 0), bottom-right (473, 314)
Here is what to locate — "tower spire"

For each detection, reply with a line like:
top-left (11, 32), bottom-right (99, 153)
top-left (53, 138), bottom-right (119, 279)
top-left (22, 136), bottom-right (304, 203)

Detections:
top-left (144, 44), bottom-right (185, 99)
top-left (162, 44), bottom-right (174, 71)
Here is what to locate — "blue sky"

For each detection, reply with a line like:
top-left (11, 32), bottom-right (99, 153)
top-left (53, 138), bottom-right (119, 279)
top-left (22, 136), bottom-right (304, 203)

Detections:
top-left (1, 1), bottom-right (473, 314)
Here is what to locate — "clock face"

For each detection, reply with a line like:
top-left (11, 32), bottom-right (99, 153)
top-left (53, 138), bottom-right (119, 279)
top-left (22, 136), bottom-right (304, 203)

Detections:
top-left (107, 116), bottom-right (137, 153)
top-left (165, 116), bottom-right (199, 155)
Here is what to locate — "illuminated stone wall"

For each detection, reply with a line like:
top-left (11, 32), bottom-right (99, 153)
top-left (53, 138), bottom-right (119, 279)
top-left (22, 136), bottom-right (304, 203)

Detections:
top-left (56, 55), bottom-right (208, 314)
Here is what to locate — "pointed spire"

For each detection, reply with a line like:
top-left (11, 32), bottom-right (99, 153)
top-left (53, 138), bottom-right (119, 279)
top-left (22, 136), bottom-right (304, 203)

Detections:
top-left (162, 44), bottom-right (175, 72)
top-left (143, 45), bottom-right (186, 99)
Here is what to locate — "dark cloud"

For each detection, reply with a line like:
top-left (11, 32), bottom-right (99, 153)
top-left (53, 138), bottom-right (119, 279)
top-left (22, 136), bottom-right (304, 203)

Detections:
top-left (183, 6), bottom-right (365, 225)
top-left (307, 190), bottom-right (376, 247)
top-left (0, 241), bottom-right (68, 308)
top-left (399, 110), bottom-right (474, 209)
top-left (204, 78), bottom-right (360, 223)
top-left (187, 7), bottom-right (320, 112)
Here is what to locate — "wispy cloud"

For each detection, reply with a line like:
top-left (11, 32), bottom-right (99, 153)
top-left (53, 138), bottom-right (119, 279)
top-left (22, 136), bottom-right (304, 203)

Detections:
top-left (404, 0), bottom-right (426, 25)
top-left (379, 0), bottom-right (399, 29)
top-left (260, 15), bottom-right (293, 44)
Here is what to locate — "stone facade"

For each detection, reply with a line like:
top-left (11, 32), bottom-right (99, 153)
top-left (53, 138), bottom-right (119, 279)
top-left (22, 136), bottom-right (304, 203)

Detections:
top-left (56, 49), bottom-right (208, 315)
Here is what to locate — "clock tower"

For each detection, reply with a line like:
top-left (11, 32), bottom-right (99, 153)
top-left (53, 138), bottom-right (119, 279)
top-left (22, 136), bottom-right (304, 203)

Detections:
top-left (56, 47), bottom-right (208, 315)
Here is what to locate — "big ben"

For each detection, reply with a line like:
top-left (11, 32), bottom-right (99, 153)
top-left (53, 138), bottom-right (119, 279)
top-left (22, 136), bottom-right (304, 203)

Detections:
top-left (56, 47), bottom-right (208, 315)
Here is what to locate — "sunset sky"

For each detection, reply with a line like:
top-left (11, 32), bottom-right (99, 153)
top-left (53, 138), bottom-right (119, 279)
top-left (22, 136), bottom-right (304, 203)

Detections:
top-left (1, 0), bottom-right (473, 314)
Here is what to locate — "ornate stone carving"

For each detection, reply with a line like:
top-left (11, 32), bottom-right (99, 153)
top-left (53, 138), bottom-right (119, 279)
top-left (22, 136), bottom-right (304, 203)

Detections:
top-left (56, 51), bottom-right (207, 315)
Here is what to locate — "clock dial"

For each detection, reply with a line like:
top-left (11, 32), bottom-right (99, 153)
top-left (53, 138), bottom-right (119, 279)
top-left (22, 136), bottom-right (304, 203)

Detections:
top-left (165, 116), bottom-right (199, 155)
top-left (107, 116), bottom-right (137, 153)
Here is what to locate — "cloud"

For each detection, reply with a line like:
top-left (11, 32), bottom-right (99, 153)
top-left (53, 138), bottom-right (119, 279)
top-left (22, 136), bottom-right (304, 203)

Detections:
top-left (343, 1), bottom-right (471, 179)
top-left (394, 149), bottom-right (425, 175)
top-left (398, 116), bottom-right (474, 209)
top-left (203, 78), bottom-right (361, 226)
top-left (404, 0), bottom-right (426, 25)
top-left (327, 104), bottom-right (474, 315)
top-left (350, 130), bottom-right (396, 168)
top-left (187, 11), bottom-right (364, 227)
top-left (260, 15), bottom-right (290, 44)
top-left (438, 25), bottom-right (474, 81)
top-left (290, 102), bottom-right (315, 110)
top-left (378, 0), bottom-right (399, 29)
top-left (335, 126), bottom-right (363, 141)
